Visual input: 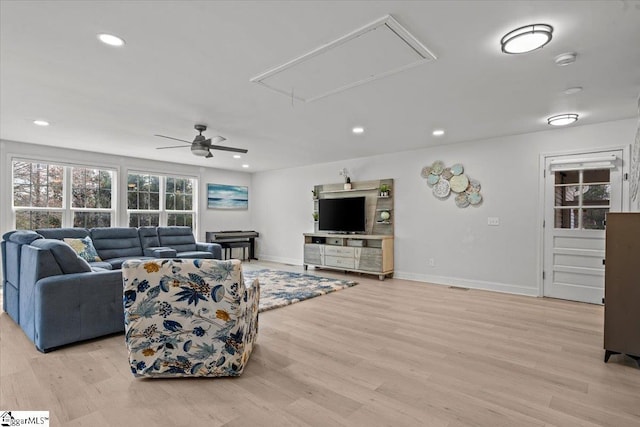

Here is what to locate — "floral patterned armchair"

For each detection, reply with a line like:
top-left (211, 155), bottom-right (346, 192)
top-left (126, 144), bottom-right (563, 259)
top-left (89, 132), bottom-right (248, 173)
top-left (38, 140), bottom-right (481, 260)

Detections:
top-left (122, 258), bottom-right (259, 378)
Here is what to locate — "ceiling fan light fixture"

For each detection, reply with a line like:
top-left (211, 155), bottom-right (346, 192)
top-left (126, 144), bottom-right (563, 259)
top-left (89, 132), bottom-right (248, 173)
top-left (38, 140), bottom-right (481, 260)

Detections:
top-left (211, 135), bottom-right (227, 144)
top-left (501, 24), bottom-right (553, 54)
top-left (547, 113), bottom-right (579, 126)
top-left (191, 145), bottom-right (210, 156)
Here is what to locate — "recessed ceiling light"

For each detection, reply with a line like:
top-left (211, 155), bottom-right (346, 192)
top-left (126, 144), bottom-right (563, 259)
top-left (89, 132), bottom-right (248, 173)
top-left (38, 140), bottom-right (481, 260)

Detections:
top-left (242, 164), bottom-right (250, 168)
top-left (33, 120), bottom-right (50, 126)
top-left (432, 129), bottom-right (445, 136)
top-left (563, 86), bottom-right (583, 95)
top-left (555, 52), bottom-right (577, 66)
top-left (97, 33), bottom-right (125, 47)
top-left (501, 24), bottom-right (553, 54)
top-left (352, 126), bottom-right (364, 134)
top-left (233, 154), bottom-right (242, 159)
top-left (547, 113), bottom-right (579, 126)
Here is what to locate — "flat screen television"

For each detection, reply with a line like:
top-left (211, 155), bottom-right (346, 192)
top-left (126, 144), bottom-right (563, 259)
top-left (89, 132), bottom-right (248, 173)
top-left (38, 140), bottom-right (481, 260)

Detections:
top-left (318, 196), bottom-right (366, 233)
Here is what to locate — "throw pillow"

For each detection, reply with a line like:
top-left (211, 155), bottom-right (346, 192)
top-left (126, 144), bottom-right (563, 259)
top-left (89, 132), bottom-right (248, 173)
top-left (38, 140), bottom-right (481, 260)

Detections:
top-left (64, 236), bottom-right (102, 262)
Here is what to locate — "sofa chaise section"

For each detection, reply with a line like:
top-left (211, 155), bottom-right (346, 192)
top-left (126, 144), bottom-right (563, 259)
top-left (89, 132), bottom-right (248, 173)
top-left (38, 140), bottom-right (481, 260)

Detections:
top-left (19, 239), bottom-right (124, 352)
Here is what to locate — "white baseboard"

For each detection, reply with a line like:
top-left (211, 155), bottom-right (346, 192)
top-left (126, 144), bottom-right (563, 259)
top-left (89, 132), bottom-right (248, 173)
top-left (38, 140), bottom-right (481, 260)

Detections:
top-left (256, 254), bottom-right (301, 266)
top-left (257, 255), bottom-right (540, 297)
top-left (393, 271), bottom-right (540, 297)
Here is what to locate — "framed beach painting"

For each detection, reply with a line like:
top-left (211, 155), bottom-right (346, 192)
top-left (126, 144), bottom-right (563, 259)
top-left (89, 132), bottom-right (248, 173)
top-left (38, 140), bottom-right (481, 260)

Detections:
top-left (207, 184), bottom-right (248, 209)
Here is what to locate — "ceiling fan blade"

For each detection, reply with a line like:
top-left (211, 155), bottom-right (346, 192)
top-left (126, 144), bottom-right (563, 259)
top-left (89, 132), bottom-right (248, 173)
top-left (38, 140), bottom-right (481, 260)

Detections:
top-left (154, 134), bottom-right (192, 144)
top-left (205, 151), bottom-right (213, 158)
top-left (156, 145), bottom-right (190, 150)
top-left (209, 144), bottom-right (249, 154)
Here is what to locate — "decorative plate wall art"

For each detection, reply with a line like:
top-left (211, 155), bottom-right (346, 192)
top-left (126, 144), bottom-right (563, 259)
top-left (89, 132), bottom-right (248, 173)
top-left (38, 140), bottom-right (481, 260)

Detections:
top-left (420, 161), bottom-right (483, 208)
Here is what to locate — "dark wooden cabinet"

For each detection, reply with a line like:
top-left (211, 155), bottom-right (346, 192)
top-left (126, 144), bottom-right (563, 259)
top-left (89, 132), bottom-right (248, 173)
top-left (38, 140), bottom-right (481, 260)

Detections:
top-left (604, 212), bottom-right (640, 366)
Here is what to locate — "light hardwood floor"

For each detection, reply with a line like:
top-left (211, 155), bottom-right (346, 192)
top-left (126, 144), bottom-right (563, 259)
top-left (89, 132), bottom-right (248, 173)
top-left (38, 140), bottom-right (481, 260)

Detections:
top-left (1, 261), bottom-right (639, 426)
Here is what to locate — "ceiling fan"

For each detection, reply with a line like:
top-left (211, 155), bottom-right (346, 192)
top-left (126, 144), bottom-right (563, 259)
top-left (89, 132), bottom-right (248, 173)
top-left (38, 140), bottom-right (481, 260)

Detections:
top-left (155, 124), bottom-right (248, 158)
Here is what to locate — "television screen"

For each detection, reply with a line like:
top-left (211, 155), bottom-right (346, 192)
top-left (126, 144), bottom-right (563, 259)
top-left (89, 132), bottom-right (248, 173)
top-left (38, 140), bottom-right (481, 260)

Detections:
top-left (318, 197), bottom-right (366, 233)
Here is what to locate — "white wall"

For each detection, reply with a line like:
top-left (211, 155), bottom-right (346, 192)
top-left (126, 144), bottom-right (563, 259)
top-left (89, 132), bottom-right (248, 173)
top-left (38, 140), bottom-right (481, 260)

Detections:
top-left (0, 139), bottom-right (252, 242)
top-left (251, 118), bottom-right (638, 296)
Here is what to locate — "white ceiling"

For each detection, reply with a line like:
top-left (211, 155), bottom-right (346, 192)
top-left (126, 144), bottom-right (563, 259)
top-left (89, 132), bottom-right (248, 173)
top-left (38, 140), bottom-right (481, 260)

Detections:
top-left (1, 1), bottom-right (639, 173)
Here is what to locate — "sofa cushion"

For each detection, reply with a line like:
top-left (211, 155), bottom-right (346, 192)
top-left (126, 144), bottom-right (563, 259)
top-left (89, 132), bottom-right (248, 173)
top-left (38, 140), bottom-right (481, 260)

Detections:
top-left (89, 261), bottom-right (113, 270)
top-left (36, 228), bottom-right (90, 240)
top-left (90, 227), bottom-right (144, 260)
top-left (64, 236), bottom-right (102, 262)
top-left (176, 251), bottom-right (215, 259)
top-left (30, 239), bottom-right (92, 274)
top-left (104, 256), bottom-right (155, 270)
top-left (157, 226), bottom-right (197, 252)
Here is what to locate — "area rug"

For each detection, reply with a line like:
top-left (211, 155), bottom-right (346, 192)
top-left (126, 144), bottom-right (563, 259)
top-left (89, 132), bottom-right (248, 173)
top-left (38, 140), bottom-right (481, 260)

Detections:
top-left (243, 269), bottom-right (357, 312)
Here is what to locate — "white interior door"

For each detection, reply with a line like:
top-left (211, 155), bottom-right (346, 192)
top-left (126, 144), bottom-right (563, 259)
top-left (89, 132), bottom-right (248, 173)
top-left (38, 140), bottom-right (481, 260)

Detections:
top-left (543, 150), bottom-right (623, 304)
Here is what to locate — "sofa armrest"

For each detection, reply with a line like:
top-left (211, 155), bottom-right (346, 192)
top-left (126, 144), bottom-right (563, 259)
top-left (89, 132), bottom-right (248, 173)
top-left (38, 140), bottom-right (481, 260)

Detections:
top-left (144, 247), bottom-right (177, 258)
top-left (196, 242), bottom-right (222, 259)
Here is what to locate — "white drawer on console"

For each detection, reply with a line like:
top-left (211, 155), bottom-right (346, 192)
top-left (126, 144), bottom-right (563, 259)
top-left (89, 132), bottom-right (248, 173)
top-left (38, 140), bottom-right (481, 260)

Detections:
top-left (324, 246), bottom-right (355, 257)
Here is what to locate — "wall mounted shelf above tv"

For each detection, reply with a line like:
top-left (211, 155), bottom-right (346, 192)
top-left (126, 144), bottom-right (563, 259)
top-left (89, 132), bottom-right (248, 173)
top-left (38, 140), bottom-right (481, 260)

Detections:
top-left (320, 187), bottom-right (379, 194)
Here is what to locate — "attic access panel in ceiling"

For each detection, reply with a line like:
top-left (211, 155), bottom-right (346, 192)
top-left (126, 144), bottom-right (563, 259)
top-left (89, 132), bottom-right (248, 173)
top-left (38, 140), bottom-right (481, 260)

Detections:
top-left (250, 15), bottom-right (437, 103)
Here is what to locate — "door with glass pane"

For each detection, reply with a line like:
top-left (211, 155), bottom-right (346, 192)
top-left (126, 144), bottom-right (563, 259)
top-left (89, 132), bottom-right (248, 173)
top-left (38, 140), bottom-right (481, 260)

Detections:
top-left (543, 150), bottom-right (623, 304)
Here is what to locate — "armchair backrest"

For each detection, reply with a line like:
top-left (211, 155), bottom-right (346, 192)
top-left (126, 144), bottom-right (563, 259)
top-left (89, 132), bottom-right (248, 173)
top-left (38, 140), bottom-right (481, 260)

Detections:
top-left (157, 226), bottom-right (197, 252)
top-left (122, 258), bottom-right (259, 377)
top-left (90, 227), bottom-right (144, 259)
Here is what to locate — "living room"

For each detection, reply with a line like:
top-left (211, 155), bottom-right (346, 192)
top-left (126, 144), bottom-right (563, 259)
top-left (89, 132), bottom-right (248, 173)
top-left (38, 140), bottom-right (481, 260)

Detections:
top-left (2, 1), bottom-right (640, 426)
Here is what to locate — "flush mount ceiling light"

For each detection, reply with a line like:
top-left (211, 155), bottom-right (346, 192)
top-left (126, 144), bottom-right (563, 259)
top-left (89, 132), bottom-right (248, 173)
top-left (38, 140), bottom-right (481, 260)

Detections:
top-left (233, 154), bottom-right (242, 159)
top-left (547, 113), bottom-right (579, 126)
top-left (432, 129), bottom-right (445, 136)
top-left (97, 33), bottom-right (125, 47)
top-left (242, 164), bottom-right (250, 168)
top-left (352, 126), bottom-right (364, 134)
top-left (501, 24), bottom-right (553, 54)
top-left (33, 120), bottom-right (50, 126)
top-left (563, 86), bottom-right (583, 95)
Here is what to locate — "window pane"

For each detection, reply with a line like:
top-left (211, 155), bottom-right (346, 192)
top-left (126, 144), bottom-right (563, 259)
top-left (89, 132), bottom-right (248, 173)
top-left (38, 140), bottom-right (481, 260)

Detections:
top-left (15, 210), bottom-right (62, 230)
top-left (168, 213), bottom-right (193, 228)
top-left (554, 208), bottom-right (580, 229)
top-left (150, 193), bottom-right (160, 210)
top-left (555, 185), bottom-right (579, 206)
top-left (150, 176), bottom-right (160, 192)
top-left (583, 169), bottom-right (610, 184)
top-left (129, 213), bottom-right (160, 227)
top-left (140, 193), bottom-right (150, 210)
top-left (555, 170), bottom-right (579, 185)
top-left (582, 184), bottom-right (610, 205)
top-left (74, 212), bottom-right (111, 228)
top-left (583, 208), bottom-right (608, 230)
top-left (177, 195), bottom-right (185, 210)
top-left (166, 178), bottom-right (174, 193)
top-left (128, 192), bottom-right (138, 210)
top-left (184, 195), bottom-right (192, 210)
top-left (165, 193), bottom-right (175, 210)
top-left (98, 189), bottom-right (112, 209)
top-left (13, 162), bottom-right (63, 208)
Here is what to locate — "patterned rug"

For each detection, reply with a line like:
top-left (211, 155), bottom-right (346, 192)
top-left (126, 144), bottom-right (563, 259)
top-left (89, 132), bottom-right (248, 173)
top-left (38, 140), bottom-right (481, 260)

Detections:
top-left (243, 269), bottom-right (357, 312)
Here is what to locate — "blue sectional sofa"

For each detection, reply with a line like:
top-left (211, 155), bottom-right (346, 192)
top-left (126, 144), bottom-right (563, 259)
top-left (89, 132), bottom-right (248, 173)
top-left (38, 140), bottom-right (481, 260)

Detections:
top-left (1, 226), bottom-right (222, 352)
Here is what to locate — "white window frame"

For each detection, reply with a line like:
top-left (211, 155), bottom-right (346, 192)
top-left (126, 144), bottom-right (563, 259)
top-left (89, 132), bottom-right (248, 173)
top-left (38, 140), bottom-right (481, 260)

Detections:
top-left (126, 171), bottom-right (198, 231)
top-left (11, 158), bottom-right (117, 229)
